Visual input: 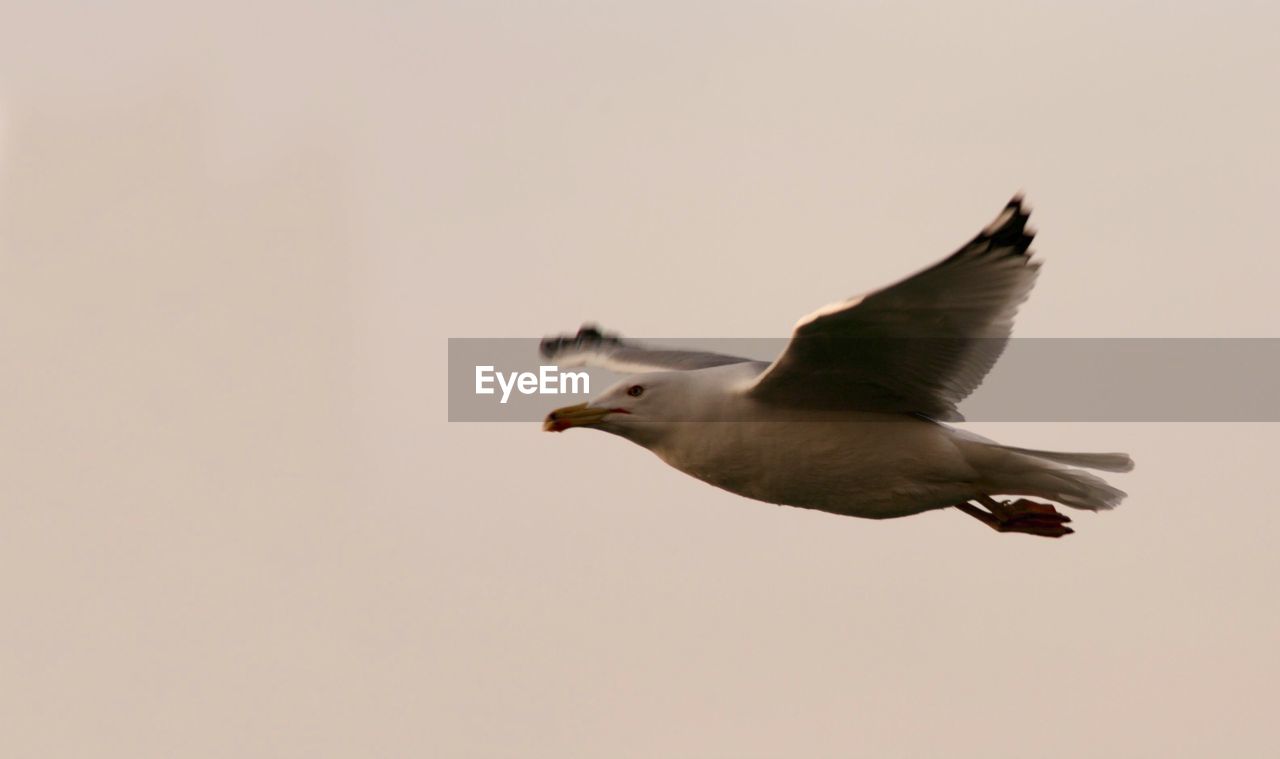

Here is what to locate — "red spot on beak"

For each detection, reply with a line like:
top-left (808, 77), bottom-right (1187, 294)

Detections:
top-left (543, 404), bottom-right (629, 432)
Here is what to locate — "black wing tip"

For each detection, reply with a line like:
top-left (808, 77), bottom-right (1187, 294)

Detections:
top-left (981, 193), bottom-right (1035, 258)
top-left (539, 323), bottom-right (623, 357)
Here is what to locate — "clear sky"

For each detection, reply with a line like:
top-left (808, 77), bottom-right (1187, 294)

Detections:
top-left (2, 2), bottom-right (1279, 757)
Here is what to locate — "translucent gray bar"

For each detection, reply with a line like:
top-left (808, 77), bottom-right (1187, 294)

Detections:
top-left (447, 338), bottom-right (1280, 422)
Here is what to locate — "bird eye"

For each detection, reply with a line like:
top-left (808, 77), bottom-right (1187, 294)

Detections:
top-left (627, 385), bottom-right (644, 397)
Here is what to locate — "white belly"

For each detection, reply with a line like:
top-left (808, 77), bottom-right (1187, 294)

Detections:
top-left (650, 413), bottom-right (980, 519)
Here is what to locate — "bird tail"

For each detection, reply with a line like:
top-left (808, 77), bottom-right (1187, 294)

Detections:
top-left (961, 441), bottom-right (1133, 512)
top-left (996, 446), bottom-right (1134, 473)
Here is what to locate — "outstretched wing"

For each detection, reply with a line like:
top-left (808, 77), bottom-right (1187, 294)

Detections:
top-left (746, 195), bottom-right (1040, 421)
top-left (540, 325), bottom-right (755, 373)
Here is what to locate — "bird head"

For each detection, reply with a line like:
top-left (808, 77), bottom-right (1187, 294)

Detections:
top-left (543, 372), bottom-right (678, 441)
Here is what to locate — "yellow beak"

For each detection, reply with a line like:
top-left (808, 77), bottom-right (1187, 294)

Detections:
top-left (543, 402), bottom-right (614, 432)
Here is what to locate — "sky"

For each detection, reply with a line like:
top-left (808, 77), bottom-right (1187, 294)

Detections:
top-left (2, 2), bottom-right (1279, 757)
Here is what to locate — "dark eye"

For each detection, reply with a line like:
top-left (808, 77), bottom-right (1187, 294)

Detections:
top-left (627, 385), bottom-right (644, 397)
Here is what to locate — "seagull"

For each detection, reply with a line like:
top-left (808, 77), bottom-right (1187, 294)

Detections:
top-left (541, 196), bottom-right (1132, 537)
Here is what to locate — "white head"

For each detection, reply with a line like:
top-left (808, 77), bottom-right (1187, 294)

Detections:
top-left (543, 371), bottom-right (701, 446)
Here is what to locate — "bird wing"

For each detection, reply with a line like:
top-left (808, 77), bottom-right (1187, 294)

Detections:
top-left (745, 196), bottom-right (1041, 421)
top-left (540, 325), bottom-right (755, 373)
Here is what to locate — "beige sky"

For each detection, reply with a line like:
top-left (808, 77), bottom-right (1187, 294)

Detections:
top-left (2, 2), bottom-right (1279, 757)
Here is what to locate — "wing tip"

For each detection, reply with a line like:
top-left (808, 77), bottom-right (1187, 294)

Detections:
top-left (539, 323), bottom-right (623, 358)
top-left (980, 193), bottom-right (1036, 258)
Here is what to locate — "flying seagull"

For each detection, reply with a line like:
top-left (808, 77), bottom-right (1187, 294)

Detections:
top-left (541, 196), bottom-right (1132, 537)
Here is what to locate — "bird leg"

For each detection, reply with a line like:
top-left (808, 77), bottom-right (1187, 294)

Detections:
top-left (955, 496), bottom-right (1074, 538)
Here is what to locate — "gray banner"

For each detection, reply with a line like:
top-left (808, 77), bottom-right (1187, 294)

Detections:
top-left (447, 338), bottom-right (1280, 422)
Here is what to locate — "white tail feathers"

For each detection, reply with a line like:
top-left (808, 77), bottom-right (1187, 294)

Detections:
top-left (998, 446), bottom-right (1135, 473)
top-left (1015, 465), bottom-right (1128, 511)
top-left (960, 440), bottom-right (1134, 512)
